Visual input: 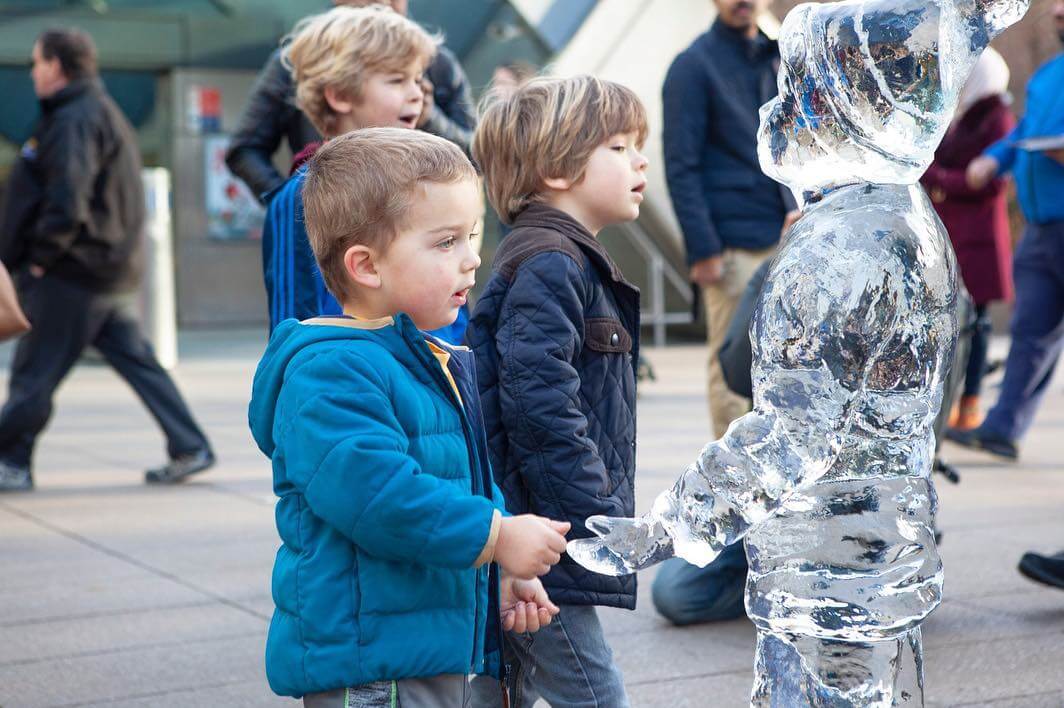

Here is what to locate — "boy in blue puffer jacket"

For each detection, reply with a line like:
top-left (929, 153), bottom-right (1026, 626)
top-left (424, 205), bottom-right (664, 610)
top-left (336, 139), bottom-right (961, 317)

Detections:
top-left (248, 128), bottom-right (570, 706)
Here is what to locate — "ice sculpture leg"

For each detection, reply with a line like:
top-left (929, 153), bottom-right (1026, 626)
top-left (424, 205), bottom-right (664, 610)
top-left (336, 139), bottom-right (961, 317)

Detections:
top-left (752, 629), bottom-right (924, 707)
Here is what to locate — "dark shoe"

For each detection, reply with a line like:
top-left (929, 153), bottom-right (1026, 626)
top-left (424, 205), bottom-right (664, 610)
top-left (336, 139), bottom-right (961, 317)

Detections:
top-left (145, 449), bottom-right (215, 484)
top-left (944, 425), bottom-right (1019, 461)
top-left (1018, 550), bottom-right (1064, 590)
top-left (0, 461), bottom-right (33, 492)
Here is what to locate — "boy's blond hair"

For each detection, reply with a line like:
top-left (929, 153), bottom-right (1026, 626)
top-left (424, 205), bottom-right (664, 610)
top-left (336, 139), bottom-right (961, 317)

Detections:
top-left (302, 127), bottom-right (478, 303)
top-left (473, 75), bottom-right (649, 224)
top-left (282, 5), bottom-right (437, 137)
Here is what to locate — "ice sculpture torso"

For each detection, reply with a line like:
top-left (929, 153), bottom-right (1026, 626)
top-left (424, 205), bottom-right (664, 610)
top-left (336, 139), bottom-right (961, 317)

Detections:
top-left (744, 182), bottom-right (956, 644)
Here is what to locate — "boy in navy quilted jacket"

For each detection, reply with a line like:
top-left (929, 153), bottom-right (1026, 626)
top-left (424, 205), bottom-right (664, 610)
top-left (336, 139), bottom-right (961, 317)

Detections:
top-left (467, 76), bottom-right (648, 707)
top-left (249, 128), bottom-right (572, 706)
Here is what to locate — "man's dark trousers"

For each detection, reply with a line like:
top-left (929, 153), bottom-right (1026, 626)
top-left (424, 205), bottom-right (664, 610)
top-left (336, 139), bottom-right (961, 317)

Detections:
top-left (0, 273), bottom-right (209, 469)
top-left (982, 221), bottom-right (1064, 441)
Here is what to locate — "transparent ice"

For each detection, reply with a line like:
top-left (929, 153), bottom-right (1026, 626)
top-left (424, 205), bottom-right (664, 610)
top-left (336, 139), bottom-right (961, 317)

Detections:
top-left (568, 0), bottom-right (1028, 704)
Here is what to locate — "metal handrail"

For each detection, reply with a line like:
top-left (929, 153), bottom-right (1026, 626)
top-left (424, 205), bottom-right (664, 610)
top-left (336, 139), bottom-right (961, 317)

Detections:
top-left (615, 220), bottom-right (693, 347)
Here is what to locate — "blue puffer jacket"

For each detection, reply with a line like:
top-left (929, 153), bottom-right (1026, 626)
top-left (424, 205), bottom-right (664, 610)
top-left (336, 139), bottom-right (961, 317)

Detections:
top-left (249, 314), bottom-right (506, 697)
top-left (468, 205), bottom-right (640, 609)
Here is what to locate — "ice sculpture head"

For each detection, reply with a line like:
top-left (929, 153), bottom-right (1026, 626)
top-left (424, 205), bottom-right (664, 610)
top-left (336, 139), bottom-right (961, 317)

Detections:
top-left (758, 0), bottom-right (1028, 203)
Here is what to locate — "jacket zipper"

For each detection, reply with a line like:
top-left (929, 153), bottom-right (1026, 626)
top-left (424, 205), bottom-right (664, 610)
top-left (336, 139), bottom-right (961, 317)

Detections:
top-left (401, 325), bottom-right (488, 674)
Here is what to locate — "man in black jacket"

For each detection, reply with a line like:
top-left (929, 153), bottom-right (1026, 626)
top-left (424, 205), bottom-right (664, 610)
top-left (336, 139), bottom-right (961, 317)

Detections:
top-left (0, 29), bottom-right (213, 492)
top-left (226, 0), bottom-right (476, 202)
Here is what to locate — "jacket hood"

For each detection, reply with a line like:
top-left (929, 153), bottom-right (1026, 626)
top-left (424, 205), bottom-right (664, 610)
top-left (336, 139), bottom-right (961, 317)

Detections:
top-left (248, 316), bottom-right (397, 457)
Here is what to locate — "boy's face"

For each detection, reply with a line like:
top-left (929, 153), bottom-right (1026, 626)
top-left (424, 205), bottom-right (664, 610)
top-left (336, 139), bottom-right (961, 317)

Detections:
top-left (348, 59), bottom-right (425, 131)
top-left (562, 133), bottom-right (648, 234)
top-left (375, 177), bottom-right (482, 330)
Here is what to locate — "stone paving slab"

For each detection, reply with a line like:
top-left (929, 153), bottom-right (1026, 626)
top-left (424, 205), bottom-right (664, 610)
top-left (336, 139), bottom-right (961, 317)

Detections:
top-left (87, 681), bottom-right (280, 708)
top-left (0, 603), bottom-right (264, 668)
top-left (0, 335), bottom-right (1061, 707)
top-left (0, 635), bottom-right (279, 708)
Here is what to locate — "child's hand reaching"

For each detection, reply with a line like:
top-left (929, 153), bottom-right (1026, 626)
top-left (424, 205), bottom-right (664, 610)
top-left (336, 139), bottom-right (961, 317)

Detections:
top-left (494, 515), bottom-right (570, 578)
top-left (500, 575), bottom-right (559, 633)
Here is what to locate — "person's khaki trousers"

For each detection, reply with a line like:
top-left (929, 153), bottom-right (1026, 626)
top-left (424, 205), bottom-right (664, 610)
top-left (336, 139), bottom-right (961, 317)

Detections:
top-left (702, 246), bottom-right (776, 439)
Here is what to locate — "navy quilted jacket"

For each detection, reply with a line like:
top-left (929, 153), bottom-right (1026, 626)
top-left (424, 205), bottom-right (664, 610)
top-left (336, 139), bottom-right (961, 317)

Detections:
top-left (469, 205), bottom-right (640, 609)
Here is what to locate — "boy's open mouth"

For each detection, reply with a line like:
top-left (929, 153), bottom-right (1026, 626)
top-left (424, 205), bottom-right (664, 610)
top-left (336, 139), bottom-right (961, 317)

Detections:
top-left (452, 286), bottom-right (473, 305)
top-left (398, 113), bottom-right (419, 128)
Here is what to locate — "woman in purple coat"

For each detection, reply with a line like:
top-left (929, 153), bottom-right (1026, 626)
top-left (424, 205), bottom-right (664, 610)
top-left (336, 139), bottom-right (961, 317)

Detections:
top-left (922, 47), bottom-right (1016, 431)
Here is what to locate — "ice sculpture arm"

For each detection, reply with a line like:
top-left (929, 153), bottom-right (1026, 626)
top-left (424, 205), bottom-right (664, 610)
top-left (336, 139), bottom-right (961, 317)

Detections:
top-left (662, 52), bottom-right (724, 262)
top-left (569, 233), bottom-right (905, 574)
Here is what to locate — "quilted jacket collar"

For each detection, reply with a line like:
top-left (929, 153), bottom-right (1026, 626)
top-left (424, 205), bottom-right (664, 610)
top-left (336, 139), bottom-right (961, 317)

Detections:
top-left (512, 204), bottom-right (635, 288)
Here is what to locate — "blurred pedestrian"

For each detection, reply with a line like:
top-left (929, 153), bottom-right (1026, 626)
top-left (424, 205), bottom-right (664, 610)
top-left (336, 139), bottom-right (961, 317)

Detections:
top-left (655, 0), bottom-right (798, 627)
top-left (663, 0), bottom-right (799, 442)
top-left (489, 60), bottom-right (536, 100)
top-left (225, 0), bottom-right (475, 203)
top-left (922, 47), bottom-right (1015, 432)
top-left (950, 0), bottom-right (1064, 460)
top-left (0, 29), bottom-right (214, 492)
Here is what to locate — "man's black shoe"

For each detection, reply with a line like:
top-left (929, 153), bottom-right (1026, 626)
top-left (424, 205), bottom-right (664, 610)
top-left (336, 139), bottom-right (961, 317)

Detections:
top-left (145, 449), bottom-right (215, 484)
top-left (0, 461), bottom-right (33, 492)
top-left (1018, 550), bottom-right (1064, 590)
top-left (944, 425), bottom-right (1019, 461)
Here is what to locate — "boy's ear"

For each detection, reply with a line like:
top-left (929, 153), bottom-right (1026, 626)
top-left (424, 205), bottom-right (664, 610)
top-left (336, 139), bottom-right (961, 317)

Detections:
top-left (542, 176), bottom-right (574, 192)
top-left (343, 245), bottom-right (382, 290)
top-left (324, 85), bottom-right (355, 116)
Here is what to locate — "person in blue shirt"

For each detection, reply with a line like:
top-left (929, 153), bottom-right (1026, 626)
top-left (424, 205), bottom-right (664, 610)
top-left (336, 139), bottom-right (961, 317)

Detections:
top-left (250, 127), bottom-right (571, 705)
top-left (949, 0), bottom-right (1064, 461)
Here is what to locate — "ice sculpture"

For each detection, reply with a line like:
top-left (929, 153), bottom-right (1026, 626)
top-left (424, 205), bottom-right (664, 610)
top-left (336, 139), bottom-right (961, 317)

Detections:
top-left (568, 0), bottom-right (1028, 703)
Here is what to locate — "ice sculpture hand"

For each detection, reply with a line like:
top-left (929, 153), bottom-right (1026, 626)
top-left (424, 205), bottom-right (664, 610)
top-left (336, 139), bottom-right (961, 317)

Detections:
top-left (566, 514), bottom-right (674, 575)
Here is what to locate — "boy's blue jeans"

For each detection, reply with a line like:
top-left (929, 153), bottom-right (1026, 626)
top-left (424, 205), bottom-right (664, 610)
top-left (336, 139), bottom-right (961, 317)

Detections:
top-left (469, 604), bottom-right (629, 708)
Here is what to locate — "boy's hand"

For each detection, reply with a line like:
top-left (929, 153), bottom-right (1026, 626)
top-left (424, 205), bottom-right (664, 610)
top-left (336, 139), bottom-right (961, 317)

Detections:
top-left (494, 515), bottom-right (570, 579)
top-left (500, 575), bottom-right (559, 633)
top-left (689, 256), bottom-right (724, 287)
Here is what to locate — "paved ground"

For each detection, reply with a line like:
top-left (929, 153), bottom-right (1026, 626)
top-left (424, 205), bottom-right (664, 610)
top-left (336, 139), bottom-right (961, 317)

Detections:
top-left (0, 331), bottom-right (1062, 708)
